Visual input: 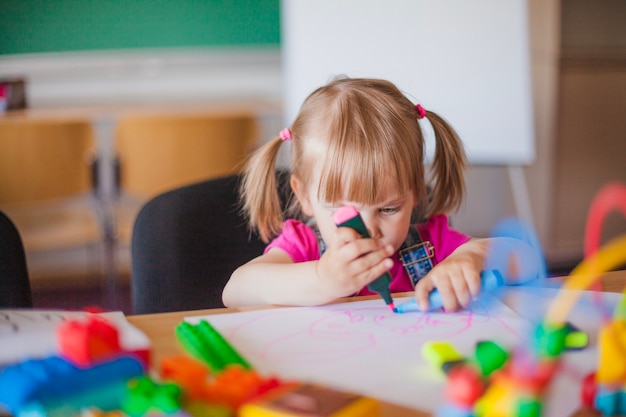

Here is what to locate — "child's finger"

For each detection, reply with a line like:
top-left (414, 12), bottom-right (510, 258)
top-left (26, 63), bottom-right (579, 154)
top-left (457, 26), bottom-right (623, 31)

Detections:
top-left (339, 239), bottom-right (385, 267)
top-left (427, 273), bottom-right (461, 312)
top-left (465, 271), bottom-right (482, 299)
top-left (414, 277), bottom-right (436, 311)
top-left (450, 275), bottom-right (472, 308)
top-left (333, 226), bottom-right (363, 245)
top-left (359, 257), bottom-right (394, 287)
top-left (439, 284), bottom-right (461, 312)
top-left (348, 244), bottom-right (392, 276)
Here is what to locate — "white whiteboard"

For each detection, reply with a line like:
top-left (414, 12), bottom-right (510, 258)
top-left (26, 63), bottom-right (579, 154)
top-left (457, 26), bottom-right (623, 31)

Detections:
top-left (281, 0), bottom-right (535, 165)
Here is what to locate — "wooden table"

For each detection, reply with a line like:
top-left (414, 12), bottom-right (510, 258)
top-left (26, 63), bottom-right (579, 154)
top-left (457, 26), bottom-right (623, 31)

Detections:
top-left (128, 270), bottom-right (625, 417)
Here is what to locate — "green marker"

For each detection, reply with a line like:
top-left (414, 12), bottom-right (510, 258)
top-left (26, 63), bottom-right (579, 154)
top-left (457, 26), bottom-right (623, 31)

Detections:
top-left (175, 320), bottom-right (251, 371)
top-left (333, 205), bottom-right (396, 312)
top-left (176, 321), bottom-right (226, 370)
top-left (197, 320), bottom-right (251, 369)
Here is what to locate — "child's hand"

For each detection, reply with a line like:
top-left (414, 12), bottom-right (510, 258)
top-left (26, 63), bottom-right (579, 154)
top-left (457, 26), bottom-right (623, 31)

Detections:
top-left (414, 240), bottom-right (486, 312)
top-left (316, 226), bottom-right (394, 299)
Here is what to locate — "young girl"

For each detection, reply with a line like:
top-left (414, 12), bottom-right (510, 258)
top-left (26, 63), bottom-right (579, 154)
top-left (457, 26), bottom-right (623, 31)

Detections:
top-left (223, 77), bottom-right (533, 311)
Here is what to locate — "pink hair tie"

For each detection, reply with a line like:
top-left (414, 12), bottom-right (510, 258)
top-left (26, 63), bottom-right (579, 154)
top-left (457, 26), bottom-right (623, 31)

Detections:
top-left (279, 128), bottom-right (292, 141)
top-left (416, 104), bottom-right (426, 119)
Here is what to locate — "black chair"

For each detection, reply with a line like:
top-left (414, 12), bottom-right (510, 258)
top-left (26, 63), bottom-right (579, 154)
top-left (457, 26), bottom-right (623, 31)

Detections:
top-left (131, 171), bottom-right (291, 314)
top-left (0, 210), bottom-right (32, 308)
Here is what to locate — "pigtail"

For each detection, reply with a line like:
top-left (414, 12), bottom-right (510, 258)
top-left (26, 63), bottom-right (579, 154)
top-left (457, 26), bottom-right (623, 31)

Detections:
top-left (423, 110), bottom-right (467, 217)
top-left (240, 135), bottom-right (287, 242)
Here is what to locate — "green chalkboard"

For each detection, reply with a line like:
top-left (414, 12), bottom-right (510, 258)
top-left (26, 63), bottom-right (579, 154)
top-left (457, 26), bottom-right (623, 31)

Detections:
top-left (1, 0), bottom-right (280, 55)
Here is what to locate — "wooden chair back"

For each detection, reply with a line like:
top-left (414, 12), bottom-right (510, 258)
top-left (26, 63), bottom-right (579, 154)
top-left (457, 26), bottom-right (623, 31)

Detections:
top-left (0, 120), bottom-right (101, 275)
top-left (115, 113), bottom-right (259, 199)
top-left (0, 120), bottom-right (95, 204)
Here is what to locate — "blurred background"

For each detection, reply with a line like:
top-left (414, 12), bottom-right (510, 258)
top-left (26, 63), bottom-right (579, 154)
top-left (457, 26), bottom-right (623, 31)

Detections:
top-left (0, 0), bottom-right (624, 312)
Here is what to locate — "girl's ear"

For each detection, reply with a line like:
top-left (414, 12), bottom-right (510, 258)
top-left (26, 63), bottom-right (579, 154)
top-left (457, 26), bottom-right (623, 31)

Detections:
top-left (290, 176), bottom-right (314, 217)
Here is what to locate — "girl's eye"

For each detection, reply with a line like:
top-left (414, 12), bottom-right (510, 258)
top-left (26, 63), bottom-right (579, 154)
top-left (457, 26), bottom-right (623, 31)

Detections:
top-left (380, 207), bottom-right (400, 215)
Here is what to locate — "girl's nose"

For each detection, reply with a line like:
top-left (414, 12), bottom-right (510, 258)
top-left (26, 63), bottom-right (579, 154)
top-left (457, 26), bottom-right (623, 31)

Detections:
top-left (360, 213), bottom-right (382, 239)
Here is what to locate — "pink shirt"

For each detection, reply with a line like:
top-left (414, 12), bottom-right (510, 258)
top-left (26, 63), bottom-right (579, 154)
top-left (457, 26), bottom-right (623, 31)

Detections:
top-left (265, 214), bottom-right (471, 295)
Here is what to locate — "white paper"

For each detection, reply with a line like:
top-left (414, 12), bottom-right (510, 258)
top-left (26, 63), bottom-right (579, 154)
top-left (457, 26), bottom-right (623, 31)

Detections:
top-left (187, 295), bottom-right (529, 413)
top-left (186, 289), bottom-right (623, 416)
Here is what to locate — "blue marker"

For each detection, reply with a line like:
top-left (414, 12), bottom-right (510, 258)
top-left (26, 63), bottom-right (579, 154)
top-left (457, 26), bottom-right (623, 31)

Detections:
top-left (395, 269), bottom-right (504, 313)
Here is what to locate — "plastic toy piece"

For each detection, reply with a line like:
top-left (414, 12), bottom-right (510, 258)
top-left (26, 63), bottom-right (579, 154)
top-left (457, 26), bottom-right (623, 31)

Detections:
top-left (584, 306), bottom-right (626, 415)
top-left (428, 327), bottom-right (563, 417)
top-left (395, 270), bottom-right (504, 313)
top-left (422, 341), bottom-right (464, 372)
top-left (564, 322), bottom-right (589, 351)
top-left (580, 372), bottom-right (598, 409)
top-left (445, 365), bottom-right (485, 407)
top-left (431, 183), bottom-right (626, 416)
top-left (160, 355), bottom-right (209, 400)
top-left (0, 355), bottom-right (144, 415)
top-left (441, 360), bottom-right (467, 375)
top-left (239, 382), bottom-right (380, 417)
top-left (176, 322), bottom-right (225, 371)
top-left (122, 376), bottom-right (182, 417)
top-left (477, 354), bottom-right (558, 416)
top-left (159, 355), bottom-right (283, 410)
top-left (176, 320), bottom-right (251, 372)
top-left (203, 364), bottom-right (283, 409)
top-left (534, 322), bottom-right (568, 359)
top-left (195, 320), bottom-right (251, 369)
top-left (516, 398), bottom-right (542, 417)
top-left (508, 358), bottom-right (560, 395)
top-left (546, 235), bottom-right (626, 325)
top-left (472, 378), bottom-right (516, 417)
top-left (333, 205), bottom-right (395, 312)
top-left (17, 380), bottom-right (131, 417)
top-left (474, 373), bottom-right (543, 417)
top-left (595, 319), bottom-right (626, 385)
top-left (57, 315), bottom-right (122, 367)
top-left (594, 386), bottom-right (626, 416)
top-left (474, 340), bottom-right (509, 377)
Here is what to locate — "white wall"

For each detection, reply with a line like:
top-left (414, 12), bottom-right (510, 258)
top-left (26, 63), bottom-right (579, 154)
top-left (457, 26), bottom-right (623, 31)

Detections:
top-left (0, 47), bottom-right (282, 108)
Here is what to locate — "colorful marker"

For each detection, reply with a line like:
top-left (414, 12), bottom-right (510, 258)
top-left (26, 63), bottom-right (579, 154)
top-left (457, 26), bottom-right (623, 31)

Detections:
top-left (333, 206), bottom-right (396, 312)
top-left (175, 320), bottom-right (251, 372)
top-left (563, 322), bottom-right (589, 351)
top-left (395, 269), bottom-right (505, 313)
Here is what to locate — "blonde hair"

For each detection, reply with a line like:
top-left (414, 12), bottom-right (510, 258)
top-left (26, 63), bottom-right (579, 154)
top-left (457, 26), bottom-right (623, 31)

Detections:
top-left (241, 77), bottom-right (466, 242)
